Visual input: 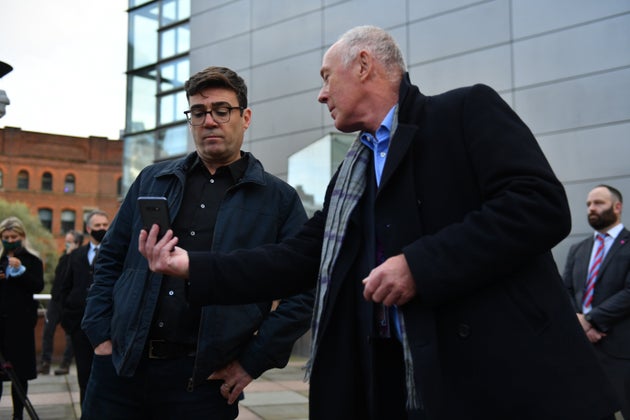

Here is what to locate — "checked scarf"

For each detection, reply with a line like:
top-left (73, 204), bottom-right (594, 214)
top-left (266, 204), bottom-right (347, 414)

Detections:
top-left (304, 134), bottom-right (421, 410)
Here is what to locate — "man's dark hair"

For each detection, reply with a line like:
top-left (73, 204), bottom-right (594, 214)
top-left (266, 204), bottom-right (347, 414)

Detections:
top-left (597, 184), bottom-right (623, 204)
top-left (184, 66), bottom-right (248, 108)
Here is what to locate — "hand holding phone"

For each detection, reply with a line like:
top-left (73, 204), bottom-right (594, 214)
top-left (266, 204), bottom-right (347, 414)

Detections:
top-left (138, 196), bottom-right (171, 239)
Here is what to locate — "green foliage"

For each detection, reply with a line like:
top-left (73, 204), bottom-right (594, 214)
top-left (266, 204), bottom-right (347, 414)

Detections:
top-left (0, 198), bottom-right (59, 292)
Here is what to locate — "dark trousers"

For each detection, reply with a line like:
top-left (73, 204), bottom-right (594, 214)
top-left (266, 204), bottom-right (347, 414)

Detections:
top-left (70, 328), bottom-right (94, 404)
top-left (81, 353), bottom-right (238, 420)
top-left (41, 300), bottom-right (73, 364)
top-left (595, 348), bottom-right (630, 419)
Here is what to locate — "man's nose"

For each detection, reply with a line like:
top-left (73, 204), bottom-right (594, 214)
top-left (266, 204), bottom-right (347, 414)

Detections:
top-left (317, 86), bottom-right (327, 104)
top-left (203, 112), bottom-right (220, 126)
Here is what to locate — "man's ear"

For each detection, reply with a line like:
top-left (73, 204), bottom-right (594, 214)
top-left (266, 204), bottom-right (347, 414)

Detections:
top-left (358, 50), bottom-right (371, 81)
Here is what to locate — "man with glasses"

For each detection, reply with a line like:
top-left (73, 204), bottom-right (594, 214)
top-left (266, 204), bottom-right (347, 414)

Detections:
top-left (81, 66), bottom-right (313, 419)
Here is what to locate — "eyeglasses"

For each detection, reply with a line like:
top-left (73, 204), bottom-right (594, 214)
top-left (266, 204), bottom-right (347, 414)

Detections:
top-left (183, 106), bottom-right (244, 126)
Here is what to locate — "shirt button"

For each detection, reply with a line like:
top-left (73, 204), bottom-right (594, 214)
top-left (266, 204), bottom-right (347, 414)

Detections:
top-left (168, 290), bottom-right (174, 296)
top-left (457, 323), bottom-right (471, 339)
top-left (200, 204), bottom-right (206, 209)
top-left (210, 179), bottom-right (215, 184)
top-left (380, 152), bottom-right (386, 158)
top-left (190, 231), bottom-right (196, 236)
top-left (158, 321), bottom-right (164, 328)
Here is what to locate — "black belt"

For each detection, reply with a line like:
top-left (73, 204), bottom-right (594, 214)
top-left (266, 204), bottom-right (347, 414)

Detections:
top-left (147, 339), bottom-right (196, 359)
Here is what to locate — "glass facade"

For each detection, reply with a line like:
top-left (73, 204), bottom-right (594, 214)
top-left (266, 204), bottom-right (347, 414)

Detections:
top-left (288, 133), bottom-right (354, 217)
top-left (121, 0), bottom-right (630, 271)
top-left (123, 0), bottom-right (190, 193)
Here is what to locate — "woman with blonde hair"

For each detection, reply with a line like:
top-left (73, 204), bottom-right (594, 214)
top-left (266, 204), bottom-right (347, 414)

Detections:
top-left (0, 216), bottom-right (44, 420)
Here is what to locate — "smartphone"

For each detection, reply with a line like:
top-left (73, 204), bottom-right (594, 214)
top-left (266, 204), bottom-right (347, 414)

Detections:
top-left (138, 196), bottom-right (171, 239)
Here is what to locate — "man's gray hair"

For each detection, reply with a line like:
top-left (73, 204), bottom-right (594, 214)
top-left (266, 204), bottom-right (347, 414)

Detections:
top-left (337, 26), bottom-right (406, 81)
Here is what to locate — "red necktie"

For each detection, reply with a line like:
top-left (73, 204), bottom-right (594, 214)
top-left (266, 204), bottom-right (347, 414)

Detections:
top-left (583, 233), bottom-right (606, 313)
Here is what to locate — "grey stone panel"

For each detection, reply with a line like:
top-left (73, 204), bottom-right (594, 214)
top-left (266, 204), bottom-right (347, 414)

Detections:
top-left (252, 13), bottom-right (322, 65)
top-left (249, 51), bottom-right (322, 104)
top-left (252, 1), bottom-right (322, 29)
top-left (324, 0), bottom-right (350, 7)
top-left (409, 45), bottom-right (513, 95)
top-left (409, 0), bottom-right (485, 21)
top-left (408, 1), bottom-right (510, 64)
top-left (248, 90), bottom-right (323, 140)
top-left (514, 68), bottom-right (630, 135)
top-left (190, 34), bottom-right (251, 73)
top-left (323, 0), bottom-right (407, 45)
top-left (191, 0), bottom-right (250, 47)
top-left (512, 0), bottom-right (630, 38)
top-left (538, 123), bottom-right (630, 183)
top-left (513, 14), bottom-right (630, 87)
top-left (193, 1), bottom-right (234, 14)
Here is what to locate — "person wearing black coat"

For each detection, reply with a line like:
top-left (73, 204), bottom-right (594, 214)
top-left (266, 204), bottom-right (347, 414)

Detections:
top-left (37, 230), bottom-right (82, 376)
top-left (0, 216), bottom-right (44, 420)
top-left (140, 26), bottom-right (620, 419)
top-left (60, 210), bottom-right (109, 405)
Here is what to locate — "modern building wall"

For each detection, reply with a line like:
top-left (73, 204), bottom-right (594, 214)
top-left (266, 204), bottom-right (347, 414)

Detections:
top-left (0, 127), bottom-right (123, 251)
top-left (188, 0), bottom-right (630, 269)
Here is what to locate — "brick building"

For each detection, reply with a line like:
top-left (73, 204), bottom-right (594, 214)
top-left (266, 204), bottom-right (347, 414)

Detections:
top-left (0, 126), bottom-right (123, 250)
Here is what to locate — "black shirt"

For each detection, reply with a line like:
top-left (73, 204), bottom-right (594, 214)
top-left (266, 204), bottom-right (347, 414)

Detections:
top-left (149, 154), bottom-right (249, 345)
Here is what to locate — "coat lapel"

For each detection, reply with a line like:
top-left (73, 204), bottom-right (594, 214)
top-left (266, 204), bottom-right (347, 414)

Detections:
top-left (378, 124), bottom-right (417, 194)
top-left (598, 228), bottom-right (630, 277)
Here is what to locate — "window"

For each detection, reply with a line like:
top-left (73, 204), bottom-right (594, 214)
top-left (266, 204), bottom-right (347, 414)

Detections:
top-left (64, 174), bottom-right (76, 193)
top-left (17, 170), bottom-right (29, 190)
top-left (61, 210), bottom-right (76, 233)
top-left (0, 169), bottom-right (3, 188)
top-left (117, 177), bottom-right (122, 196)
top-left (159, 24), bottom-right (189, 60)
top-left (42, 172), bottom-right (53, 191)
top-left (39, 208), bottom-right (53, 231)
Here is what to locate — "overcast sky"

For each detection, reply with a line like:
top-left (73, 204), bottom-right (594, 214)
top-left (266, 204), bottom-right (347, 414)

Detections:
top-left (0, 0), bottom-right (128, 140)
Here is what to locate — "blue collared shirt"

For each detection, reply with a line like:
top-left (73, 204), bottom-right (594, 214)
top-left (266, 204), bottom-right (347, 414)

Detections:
top-left (360, 105), bottom-right (396, 187)
top-left (360, 105), bottom-right (403, 339)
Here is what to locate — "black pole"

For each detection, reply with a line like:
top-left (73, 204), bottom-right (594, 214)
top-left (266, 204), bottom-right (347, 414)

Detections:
top-left (0, 352), bottom-right (39, 420)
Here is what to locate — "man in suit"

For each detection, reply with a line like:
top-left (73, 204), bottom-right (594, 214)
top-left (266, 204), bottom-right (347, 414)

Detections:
top-left (563, 184), bottom-right (630, 418)
top-left (140, 26), bottom-right (619, 419)
top-left (60, 210), bottom-right (109, 404)
top-left (37, 230), bottom-right (83, 375)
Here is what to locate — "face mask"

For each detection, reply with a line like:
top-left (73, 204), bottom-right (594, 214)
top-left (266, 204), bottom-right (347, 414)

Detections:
top-left (65, 242), bottom-right (74, 252)
top-left (90, 229), bottom-right (107, 243)
top-left (2, 240), bottom-right (22, 251)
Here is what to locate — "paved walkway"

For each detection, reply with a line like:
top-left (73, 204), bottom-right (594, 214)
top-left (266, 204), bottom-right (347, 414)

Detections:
top-left (1, 358), bottom-right (309, 419)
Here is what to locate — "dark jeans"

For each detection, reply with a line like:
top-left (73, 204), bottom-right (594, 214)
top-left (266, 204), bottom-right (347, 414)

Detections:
top-left (81, 354), bottom-right (239, 420)
top-left (41, 300), bottom-right (73, 364)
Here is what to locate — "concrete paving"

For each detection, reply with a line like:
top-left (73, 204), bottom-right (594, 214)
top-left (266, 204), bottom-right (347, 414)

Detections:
top-left (1, 358), bottom-right (309, 420)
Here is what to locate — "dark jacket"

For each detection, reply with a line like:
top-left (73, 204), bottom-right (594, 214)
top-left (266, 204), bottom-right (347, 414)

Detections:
top-left (0, 248), bottom-right (44, 380)
top-left (563, 228), bottom-right (630, 359)
top-left (188, 76), bottom-right (619, 419)
top-left (82, 151), bottom-right (313, 384)
top-left (50, 252), bottom-right (71, 302)
top-left (60, 245), bottom-right (93, 334)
